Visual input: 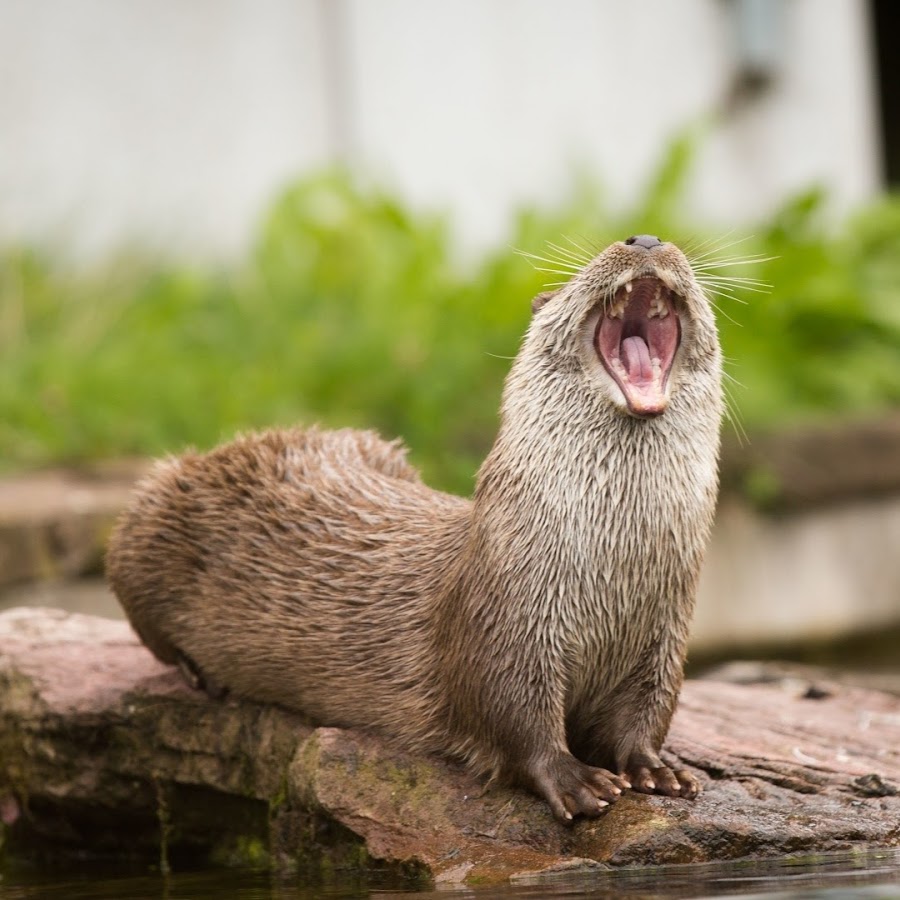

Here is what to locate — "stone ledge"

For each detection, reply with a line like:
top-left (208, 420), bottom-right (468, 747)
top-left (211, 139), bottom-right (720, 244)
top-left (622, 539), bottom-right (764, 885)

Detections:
top-left (1, 608), bottom-right (898, 884)
top-left (721, 413), bottom-right (900, 510)
top-left (0, 460), bottom-right (149, 590)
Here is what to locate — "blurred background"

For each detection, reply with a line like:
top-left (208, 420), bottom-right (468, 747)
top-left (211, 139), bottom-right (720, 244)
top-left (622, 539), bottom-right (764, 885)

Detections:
top-left (0, 0), bottom-right (899, 664)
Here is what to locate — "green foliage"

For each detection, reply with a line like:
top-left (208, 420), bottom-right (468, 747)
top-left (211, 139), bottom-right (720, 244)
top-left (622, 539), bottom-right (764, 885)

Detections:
top-left (715, 189), bottom-right (900, 427)
top-left (2, 147), bottom-right (900, 495)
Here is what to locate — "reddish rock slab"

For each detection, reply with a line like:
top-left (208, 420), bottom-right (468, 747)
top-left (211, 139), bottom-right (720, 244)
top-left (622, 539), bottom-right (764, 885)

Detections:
top-left (1, 608), bottom-right (898, 884)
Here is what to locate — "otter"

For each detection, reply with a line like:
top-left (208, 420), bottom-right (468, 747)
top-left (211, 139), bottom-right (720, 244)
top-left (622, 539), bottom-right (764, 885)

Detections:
top-left (107, 234), bottom-right (722, 822)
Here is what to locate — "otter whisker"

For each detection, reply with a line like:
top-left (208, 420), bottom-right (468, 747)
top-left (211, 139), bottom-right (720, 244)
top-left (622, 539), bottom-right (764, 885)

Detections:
top-left (687, 234), bottom-right (756, 263)
top-left (722, 379), bottom-right (749, 446)
top-left (695, 267), bottom-right (771, 277)
top-left (697, 279), bottom-right (768, 297)
top-left (699, 275), bottom-right (771, 287)
top-left (530, 245), bottom-right (587, 268)
top-left (699, 280), bottom-right (770, 296)
top-left (516, 255), bottom-right (581, 272)
top-left (706, 297), bottom-right (744, 326)
top-left (531, 268), bottom-right (582, 279)
top-left (564, 234), bottom-right (602, 259)
top-left (514, 250), bottom-right (582, 274)
top-left (544, 241), bottom-right (591, 268)
top-left (692, 254), bottom-right (778, 270)
top-left (520, 263), bottom-right (580, 279)
top-left (681, 227), bottom-right (740, 259)
top-left (702, 286), bottom-right (748, 306)
top-left (722, 368), bottom-right (746, 389)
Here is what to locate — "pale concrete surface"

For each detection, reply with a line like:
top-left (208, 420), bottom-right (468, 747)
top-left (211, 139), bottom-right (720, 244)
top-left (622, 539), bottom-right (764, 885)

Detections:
top-left (694, 495), bottom-right (900, 650)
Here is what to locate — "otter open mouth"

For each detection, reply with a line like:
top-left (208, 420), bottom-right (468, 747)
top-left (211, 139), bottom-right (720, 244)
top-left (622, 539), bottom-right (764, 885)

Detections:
top-left (595, 277), bottom-right (681, 417)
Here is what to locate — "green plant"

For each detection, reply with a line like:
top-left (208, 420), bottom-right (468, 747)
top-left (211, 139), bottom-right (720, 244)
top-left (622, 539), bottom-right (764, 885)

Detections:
top-left (2, 144), bottom-right (899, 495)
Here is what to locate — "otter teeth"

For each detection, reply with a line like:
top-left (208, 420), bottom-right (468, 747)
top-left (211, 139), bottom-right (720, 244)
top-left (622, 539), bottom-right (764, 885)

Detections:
top-left (648, 293), bottom-right (669, 319)
top-left (609, 281), bottom-right (632, 317)
top-left (610, 356), bottom-right (663, 383)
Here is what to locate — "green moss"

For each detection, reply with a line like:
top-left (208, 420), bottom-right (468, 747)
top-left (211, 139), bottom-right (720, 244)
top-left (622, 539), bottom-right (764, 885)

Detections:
top-left (208, 834), bottom-right (269, 869)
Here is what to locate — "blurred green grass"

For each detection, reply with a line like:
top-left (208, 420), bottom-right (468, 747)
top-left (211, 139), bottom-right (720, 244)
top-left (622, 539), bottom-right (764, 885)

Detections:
top-left (2, 141), bottom-right (900, 496)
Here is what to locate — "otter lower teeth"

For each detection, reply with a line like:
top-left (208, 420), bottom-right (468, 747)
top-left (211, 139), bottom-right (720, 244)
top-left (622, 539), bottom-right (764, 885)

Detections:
top-left (611, 354), bottom-right (663, 386)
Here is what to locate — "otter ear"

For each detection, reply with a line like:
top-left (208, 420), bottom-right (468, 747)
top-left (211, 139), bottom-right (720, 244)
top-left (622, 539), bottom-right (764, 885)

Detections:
top-left (531, 290), bottom-right (557, 315)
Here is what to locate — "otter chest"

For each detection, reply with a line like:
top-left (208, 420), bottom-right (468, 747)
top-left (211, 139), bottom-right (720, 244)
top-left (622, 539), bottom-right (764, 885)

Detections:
top-left (542, 469), bottom-right (707, 702)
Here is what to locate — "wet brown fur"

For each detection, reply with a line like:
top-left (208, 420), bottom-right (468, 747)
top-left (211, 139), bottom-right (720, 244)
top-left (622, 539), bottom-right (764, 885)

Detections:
top-left (107, 239), bottom-right (723, 821)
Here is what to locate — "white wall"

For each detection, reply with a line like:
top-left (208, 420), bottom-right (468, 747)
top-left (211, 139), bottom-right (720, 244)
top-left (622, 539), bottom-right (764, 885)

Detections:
top-left (0, 0), bottom-right (883, 259)
top-left (0, 0), bottom-right (333, 257)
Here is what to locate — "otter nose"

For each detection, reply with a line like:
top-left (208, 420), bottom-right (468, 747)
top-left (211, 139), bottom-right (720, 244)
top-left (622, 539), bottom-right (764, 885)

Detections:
top-left (624, 234), bottom-right (663, 250)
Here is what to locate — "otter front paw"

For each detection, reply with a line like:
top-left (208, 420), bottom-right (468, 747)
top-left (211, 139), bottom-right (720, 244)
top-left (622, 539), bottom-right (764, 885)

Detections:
top-left (624, 761), bottom-right (700, 799)
top-left (529, 753), bottom-right (630, 822)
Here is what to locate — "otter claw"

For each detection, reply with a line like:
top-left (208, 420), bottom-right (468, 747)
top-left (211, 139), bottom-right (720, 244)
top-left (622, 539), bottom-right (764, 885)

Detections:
top-left (626, 763), bottom-right (701, 798)
top-left (532, 754), bottom-right (624, 822)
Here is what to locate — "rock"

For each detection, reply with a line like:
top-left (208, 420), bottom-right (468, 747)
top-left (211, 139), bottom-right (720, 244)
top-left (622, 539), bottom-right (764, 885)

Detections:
top-left (699, 659), bottom-right (900, 698)
top-left (1, 608), bottom-right (899, 884)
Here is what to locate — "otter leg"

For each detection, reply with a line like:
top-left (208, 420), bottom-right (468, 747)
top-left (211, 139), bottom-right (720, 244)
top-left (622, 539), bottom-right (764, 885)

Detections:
top-left (577, 638), bottom-right (700, 800)
top-left (447, 601), bottom-right (628, 821)
top-left (176, 651), bottom-right (229, 700)
top-left (471, 677), bottom-right (630, 821)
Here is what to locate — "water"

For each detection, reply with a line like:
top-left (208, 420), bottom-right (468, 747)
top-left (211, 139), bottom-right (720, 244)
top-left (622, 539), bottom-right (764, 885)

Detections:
top-left (2, 851), bottom-right (899, 899)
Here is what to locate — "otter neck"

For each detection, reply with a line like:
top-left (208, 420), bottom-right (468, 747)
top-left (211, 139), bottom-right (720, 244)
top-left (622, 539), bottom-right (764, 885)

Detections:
top-left (465, 348), bottom-right (722, 597)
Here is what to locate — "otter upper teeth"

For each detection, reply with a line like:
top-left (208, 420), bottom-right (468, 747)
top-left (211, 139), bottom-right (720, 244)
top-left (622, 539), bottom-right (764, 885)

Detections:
top-left (609, 299), bottom-right (627, 319)
top-left (648, 288), bottom-right (669, 318)
top-left (624, 281), bottom-right (633, 294)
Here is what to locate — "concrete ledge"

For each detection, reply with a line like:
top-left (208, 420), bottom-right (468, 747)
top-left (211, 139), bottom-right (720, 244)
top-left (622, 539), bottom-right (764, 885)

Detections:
top-left (0, 460), bottom-right (148, 590)
top-left (722, 414), bottom-right (900, 510)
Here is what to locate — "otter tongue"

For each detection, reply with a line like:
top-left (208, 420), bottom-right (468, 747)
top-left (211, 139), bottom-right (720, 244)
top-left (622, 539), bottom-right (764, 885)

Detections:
top-left (620, 335), bottom-right (653, 385)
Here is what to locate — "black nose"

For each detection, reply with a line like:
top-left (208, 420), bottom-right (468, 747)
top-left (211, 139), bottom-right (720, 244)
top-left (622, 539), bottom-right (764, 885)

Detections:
top-left (624, 234), bottom-right (663, 250)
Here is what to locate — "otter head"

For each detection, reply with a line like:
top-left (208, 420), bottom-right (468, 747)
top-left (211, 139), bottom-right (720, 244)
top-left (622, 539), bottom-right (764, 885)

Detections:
top-left (527, 234), bottom-right (719, 419)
